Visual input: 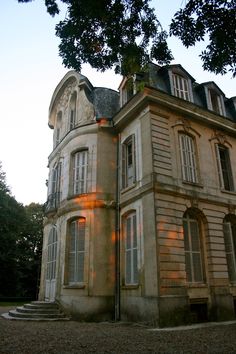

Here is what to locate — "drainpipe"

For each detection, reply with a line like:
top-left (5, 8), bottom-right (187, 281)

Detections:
top-left (114, 133), bottom-right (121, 321)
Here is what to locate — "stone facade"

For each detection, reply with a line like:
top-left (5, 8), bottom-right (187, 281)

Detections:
top-left (39, 64), bottom-right (236, 326)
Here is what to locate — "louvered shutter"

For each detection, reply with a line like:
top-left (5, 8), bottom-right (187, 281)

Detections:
top-left (121, 144), bottom-right (126, 189)
top-left (69, 221), bottom-right (76, 283)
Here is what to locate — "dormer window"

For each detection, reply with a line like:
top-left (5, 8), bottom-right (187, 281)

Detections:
top-left (172, 73), bottom-right (190, 101)
top-left (208, 89), bottom-right (224, 115)
top-left (120, 77), bottom-right (134, 106)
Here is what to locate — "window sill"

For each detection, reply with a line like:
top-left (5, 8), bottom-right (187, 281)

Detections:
top-left (182, 181), bottom-right (203, 188)
top-left (187, 283), bottom-right (207, 288)
top-left (121, 284), bottom-right (139, 290)
top-left (121, 183), bottom-right (136, 194)
top-left (63, 284), bottom-right (85, 289)
top-left (67, 193), bottom-right (89, 200)
top-left (220, 189), bottom-right (236, 196)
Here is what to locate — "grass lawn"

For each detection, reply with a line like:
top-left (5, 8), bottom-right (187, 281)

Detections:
top-left (0, 302), bottom-right (26, 307)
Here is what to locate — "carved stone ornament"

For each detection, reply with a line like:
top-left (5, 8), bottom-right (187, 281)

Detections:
top-left (210, 130), bottom-right (232, 147)
top-left (228, 202), bottom-right (235, 214)
top-left (190, 198), bottom-right (199, 208)
top-left (58, 81), bottom-right (77, 110)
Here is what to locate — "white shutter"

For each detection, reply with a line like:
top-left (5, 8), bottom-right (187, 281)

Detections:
top-left (73, 151), bottom-right (88, 195)
top-left (179, 134), bottom-right (197, 183)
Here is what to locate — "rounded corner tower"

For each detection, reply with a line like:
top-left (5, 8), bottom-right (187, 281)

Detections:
top-left (39, 71), bottom-right (120, 320)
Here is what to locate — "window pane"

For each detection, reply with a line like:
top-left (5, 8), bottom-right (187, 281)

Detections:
top-left (193, 253), bottom-right (203, 282)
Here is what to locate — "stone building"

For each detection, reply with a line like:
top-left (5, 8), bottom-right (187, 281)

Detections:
top-left (39, 64), bottom-right (236, 326)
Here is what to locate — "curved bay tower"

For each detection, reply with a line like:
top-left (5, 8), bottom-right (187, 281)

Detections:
top-left (39, 71), bottom-right (119, 320)
top-left (39, 65), bottom-right (236, 326)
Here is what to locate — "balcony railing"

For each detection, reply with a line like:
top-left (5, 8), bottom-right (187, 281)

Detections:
top-left (45, 192), bottom-right (61, 213)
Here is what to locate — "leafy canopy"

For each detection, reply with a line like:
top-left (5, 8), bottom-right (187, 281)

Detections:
top-left (18, 0), bottom-right (236, 76)
top-left (170, 0), bottom-right (236, 77)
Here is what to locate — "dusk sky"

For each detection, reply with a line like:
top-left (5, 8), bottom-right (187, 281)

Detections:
top-left (0, 0), bottom-right (235, 205)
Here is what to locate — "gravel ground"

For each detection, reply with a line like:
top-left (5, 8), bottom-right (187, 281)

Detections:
top-left (1, 307), bottom-right (236, 354)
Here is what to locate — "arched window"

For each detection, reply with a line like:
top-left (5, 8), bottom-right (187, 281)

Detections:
top-left (183, 211), bottom-right (205, 283)
top-left (223, 215), bottom-right (236, 282)
top-left (68, 218), bottom-right (86, 284)
top-left (123, 211), bottom-right (138, 285)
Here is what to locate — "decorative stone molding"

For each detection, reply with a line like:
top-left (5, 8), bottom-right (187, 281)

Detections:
top-left (171, 119), bottom-right (201, 137)
top-left (209, 130), bottom-right (232, 148)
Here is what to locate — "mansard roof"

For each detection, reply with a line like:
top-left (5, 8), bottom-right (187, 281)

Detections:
top-left (48, 71), bottom-right (119, 128)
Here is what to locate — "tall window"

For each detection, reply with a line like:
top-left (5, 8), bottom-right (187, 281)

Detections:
top-left (55, 111), bottom-right (62, 147)
top-left (47, 162), bottom-right (62, 211)
top-left (124, 212), bottom-right (138, 285)
top-left (179, 134), bottom-right (198, 183)
top-left (69, 92), bottom-right (77, 131)
top-left (46, 227), bottom-right (57, 282)
top-left (215, 145), bottom-right (234, 191)
top-left (183, 212), bottom-right (205, 283)
top-left (172, 73), bottom-right (190, 101)
top-left (68, 218), bottom-right (86, 284)
top-left (122, 135), bottom-right (136, 189)
top-left (223, 218), bottom-right (236, 282)
top-left (72, 150), bottom-right (88, 195)
top-left (208, 89), bottom-right (223, 115)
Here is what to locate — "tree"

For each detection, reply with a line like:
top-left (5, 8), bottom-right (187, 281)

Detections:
top-left (170, 0), bottom-right (236, 77)
top-left (0, 162), bottom-right (26, 297)
top-left (16, 203), bottom-right (44, 299)
top-left (0, 162), bottom-right (44, 299)
top-left (18, 1), bottom-right (236, 76)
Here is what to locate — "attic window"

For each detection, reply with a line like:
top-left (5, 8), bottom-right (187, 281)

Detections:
top-left (208, 89), bottom-right (223, 115)
top-left (121, 78), bottom-right (134, 105)
top-left (172, 73), bottom-right (190, 101)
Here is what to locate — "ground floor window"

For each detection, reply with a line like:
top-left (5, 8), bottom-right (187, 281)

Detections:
top-left (68, 218), bottom-right (86, 284)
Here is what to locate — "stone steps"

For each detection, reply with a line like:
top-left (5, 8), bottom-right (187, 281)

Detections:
top-left (1, 301), bottom-right (70, 321)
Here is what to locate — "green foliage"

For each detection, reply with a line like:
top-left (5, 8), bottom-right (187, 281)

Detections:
top-left (0, 162), bottom-right (43, 299)
top-left (18, 1), bottom-right (236, 77)
top-left (170, 0), bottom-right (236, 77)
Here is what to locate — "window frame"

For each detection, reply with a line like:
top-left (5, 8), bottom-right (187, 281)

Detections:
top-left (223, 219), bottom-right (236, 283)
top-left (123, 211), bottom-right (138, 286)
top-left (72, 149), bottom-right (88, 196)
top-left (121, 135), bottom-right (136, 189)
top-left (215, 144), bottom-right (234, 192)
top-left (172, 73), bottom-right (190, 101)
top-left (183, 213), bottom-right (205, 284)
top-left (67, 218), bottom-right (86, 285)
top-left (179, 133), bottom-right (198, 184)
top-left (208, 89), bottom-right (224, 115)
top-left (46, 227), bottom-right (57, 281)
